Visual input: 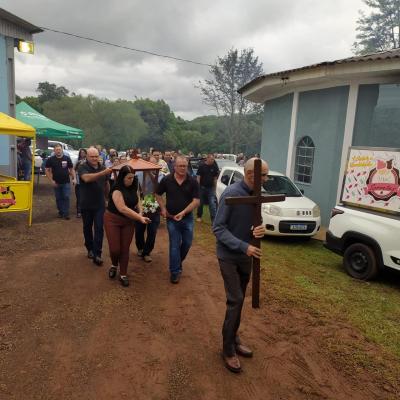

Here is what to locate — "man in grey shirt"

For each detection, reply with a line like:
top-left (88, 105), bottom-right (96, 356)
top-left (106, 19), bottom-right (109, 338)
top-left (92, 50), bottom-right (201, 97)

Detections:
top-left (213, 158), bottom-right (268, 373)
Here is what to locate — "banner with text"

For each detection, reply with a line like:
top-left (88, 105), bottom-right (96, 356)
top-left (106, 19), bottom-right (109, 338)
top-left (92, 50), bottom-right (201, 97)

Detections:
top-left (341, 147), bottom-right (400, 215)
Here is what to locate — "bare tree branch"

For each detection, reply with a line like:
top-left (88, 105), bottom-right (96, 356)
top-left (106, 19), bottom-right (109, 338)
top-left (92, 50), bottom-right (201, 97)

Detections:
top-left (196, 48), bottom-right (263, 153)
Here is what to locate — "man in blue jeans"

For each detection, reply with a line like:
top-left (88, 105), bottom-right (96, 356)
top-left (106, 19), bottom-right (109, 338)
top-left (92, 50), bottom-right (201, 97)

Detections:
top-left (18, 138), bottom-right (33, 181)
top-left (78, 147), bottom-right (112, 266)
top-left (196, 153), bottom-right (219, 223)
top-left (45, 143), bottom-right (76, 219)
top-left (155, 156), bottom-right (200, 283)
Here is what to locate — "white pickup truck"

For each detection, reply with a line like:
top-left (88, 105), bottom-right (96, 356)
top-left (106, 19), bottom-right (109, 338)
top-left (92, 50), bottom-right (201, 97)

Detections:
top-left (324, 205), bottom-right (400, 280)
top-left (324, 146), bottom-right (400, 280)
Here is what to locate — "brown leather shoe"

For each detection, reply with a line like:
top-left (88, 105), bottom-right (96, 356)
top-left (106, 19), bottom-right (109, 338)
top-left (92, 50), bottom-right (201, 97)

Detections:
top-left (222, 353), bottom-right (242, 373)
top-left (235, 343), bottom-right (253, 358)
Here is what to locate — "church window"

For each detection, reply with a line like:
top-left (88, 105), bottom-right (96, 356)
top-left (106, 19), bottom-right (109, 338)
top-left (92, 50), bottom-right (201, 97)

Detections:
top-left (294, 136), bottom-right (314, 184)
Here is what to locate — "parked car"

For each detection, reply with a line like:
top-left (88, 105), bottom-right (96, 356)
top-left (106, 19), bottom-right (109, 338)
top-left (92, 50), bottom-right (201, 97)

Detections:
top-left (188, 157), bottom-right (205, 176)
top-left (324, 146), bottom-right (400, 280)
top-left (215, 158), bottom-right (237, 170)
top-left (324, 205), bottom-right (400, 280)
top-left (221, 153), bottom-right (237, 162)
top-left (216, 166), bottom-right (321, 237)
top-left (33, 148), bottom-right (43, 168)
top-left (48, 140), bottom-right (79, 166)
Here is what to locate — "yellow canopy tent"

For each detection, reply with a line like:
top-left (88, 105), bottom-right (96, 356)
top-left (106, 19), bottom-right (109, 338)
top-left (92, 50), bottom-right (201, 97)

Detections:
top-left (0, 112), bottom-right (36, 226)
top-left (0, 112), bottom-right (36, 137)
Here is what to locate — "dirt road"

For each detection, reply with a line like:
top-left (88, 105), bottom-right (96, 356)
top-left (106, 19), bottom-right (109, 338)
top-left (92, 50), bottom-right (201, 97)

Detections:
top-left (0, 193), bottom-right (396, 399)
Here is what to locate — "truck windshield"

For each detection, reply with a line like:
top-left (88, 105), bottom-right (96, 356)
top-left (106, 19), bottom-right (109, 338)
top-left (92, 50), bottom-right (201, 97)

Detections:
top-left (263, 175), bottom-right (302, 197)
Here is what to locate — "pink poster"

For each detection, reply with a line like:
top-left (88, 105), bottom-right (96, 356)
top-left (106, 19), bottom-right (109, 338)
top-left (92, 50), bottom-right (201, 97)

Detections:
top-left (341, 147), bottom-right (400, 215)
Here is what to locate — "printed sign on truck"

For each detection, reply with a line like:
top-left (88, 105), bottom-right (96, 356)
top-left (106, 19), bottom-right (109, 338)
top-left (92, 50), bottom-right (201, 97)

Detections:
top-left (341, 147), bottom-right (400, 215)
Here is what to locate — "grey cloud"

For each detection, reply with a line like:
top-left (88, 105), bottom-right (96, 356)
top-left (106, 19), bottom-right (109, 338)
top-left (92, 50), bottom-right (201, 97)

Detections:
top-left (6, 0), bottom-right (366, 118)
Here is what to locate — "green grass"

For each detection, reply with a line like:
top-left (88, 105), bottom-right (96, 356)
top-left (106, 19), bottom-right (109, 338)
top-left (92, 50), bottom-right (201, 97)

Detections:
top-left (194, 208), bottom-right (400, 385)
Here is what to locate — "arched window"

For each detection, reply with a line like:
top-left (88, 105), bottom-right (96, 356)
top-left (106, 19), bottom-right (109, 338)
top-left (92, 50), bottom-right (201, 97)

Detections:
top-left (294, 136), bottom-right (315, 184)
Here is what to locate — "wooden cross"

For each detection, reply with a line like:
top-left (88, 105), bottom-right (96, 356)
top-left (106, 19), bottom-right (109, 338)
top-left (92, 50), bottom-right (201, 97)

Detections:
top-left (225, 159), bottom-right (285, 308)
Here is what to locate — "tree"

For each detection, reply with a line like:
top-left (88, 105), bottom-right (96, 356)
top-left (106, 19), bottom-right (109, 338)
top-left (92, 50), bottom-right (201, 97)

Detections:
top-left (197, 48), bottom-right (263, 153)
top-left (43, 96), bottom-right (148, 150)
top-left (37, 81), bottom-right (69, 103)
top-left (353, 0), bottom-right (400, 55)
top-left (133, 98), bottom-right (174, 149)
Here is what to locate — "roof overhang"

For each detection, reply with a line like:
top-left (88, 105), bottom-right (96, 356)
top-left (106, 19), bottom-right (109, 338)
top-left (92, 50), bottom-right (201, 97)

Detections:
top-left (240, 56), bottom-right (400, 103)
top-left (0, 8), bottom-right (42, 34)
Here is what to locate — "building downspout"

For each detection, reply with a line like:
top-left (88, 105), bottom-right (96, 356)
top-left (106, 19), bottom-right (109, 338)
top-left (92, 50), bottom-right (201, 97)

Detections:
top-left (336, 83), bottom-right (359, 204)
top-left (285, 90), bottom-right (299, 178)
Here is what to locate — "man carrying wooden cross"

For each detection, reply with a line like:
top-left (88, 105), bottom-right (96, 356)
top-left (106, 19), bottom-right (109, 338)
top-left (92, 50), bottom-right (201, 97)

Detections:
top-left (213, 157), bottom-right (269, 374)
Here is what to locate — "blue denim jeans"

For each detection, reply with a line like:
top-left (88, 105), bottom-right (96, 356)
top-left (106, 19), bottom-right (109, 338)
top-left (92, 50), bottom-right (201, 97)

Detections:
top-left (22, 158), bottom-right (32, 181)
top-left (135, 212), bottom-right (160, 256)
top-left (197, 186), bottom-right (218, 222)
top-left (54, 183), bottom-right (71, 217)
top-left (81, 207), bottom-right (105, 257)
top-left (166, 214), bottom-right (194, 275)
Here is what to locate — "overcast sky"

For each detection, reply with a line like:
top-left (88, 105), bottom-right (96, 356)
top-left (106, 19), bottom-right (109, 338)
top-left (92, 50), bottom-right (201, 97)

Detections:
top-left (4, 0), bottom-right (368, 120)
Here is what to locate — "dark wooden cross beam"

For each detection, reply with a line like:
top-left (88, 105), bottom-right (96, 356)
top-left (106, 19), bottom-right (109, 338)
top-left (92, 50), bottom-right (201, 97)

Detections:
top-left (225, 159), bottom-right (285, 308)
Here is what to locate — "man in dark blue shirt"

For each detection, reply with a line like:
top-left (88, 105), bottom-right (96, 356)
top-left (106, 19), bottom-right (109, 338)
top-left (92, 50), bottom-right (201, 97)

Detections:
top-left (213, 158), bottom-right (268, 373)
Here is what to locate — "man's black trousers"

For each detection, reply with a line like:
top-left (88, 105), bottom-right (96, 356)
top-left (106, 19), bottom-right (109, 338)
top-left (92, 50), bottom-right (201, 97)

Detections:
top-left (218, 254), bottom-right (252, 357)
top-left (81, 207), bottom-right (105, 257)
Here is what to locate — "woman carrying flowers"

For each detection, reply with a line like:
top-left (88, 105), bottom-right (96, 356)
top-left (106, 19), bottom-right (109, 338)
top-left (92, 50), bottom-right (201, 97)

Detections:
top-left (135, 156), bottom-right (162, 263)
top-left (104, 165), bottom-right (150, 287)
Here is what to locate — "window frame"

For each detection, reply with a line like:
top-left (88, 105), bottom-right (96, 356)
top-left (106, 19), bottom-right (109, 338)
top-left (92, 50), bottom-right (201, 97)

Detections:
top-left (294, 136), bottom-right (315, 185)
top-left (220, 169), bottom-right (234, 186)
top-left (230, 171), bottom-right (243, 185)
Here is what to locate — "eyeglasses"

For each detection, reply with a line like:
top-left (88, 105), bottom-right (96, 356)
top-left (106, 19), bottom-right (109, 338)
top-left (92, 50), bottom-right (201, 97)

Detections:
top-left (261, 173), bottom-right (268, 177)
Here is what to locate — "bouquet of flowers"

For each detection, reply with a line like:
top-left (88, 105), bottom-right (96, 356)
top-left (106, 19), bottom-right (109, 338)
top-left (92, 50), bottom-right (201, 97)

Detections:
top-left (142, 194), bottom-right (160, 215)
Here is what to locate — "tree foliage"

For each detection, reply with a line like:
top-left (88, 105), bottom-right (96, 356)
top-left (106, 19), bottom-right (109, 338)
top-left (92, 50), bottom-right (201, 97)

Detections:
top-left (197, 48), bottom-right (263, 153)
top-left (17, 80), bottom-right (263, 155)
top-left (37, 81), bottom-right (69, 103)
top-left (133, 98), bottom-right (174, 148)
top-left (353, 0), bottom-right (400, 55)
top-left (42, 96), bottom-right (148, 150)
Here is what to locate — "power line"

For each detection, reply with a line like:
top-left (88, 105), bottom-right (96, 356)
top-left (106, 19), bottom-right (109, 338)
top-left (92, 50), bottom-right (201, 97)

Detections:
top-left (39, 26), bottom-right (212, 67)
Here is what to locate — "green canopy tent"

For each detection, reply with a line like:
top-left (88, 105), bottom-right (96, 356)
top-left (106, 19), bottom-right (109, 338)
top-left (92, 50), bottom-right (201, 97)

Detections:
top-left (16, 102), bottom-right (84, 140)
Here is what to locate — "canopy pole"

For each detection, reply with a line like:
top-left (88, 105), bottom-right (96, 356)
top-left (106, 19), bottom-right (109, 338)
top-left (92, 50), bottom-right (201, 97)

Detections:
top-left (28, 139), bottom-right (35, 226)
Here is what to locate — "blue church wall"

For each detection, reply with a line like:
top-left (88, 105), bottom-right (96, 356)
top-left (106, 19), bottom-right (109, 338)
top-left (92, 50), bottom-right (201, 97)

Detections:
top-left (294, 86), bottom-right (349, 225)
top-left (0, 34), bottom-right (9, 167)
top-left (261, 93), bottom-right (293, 173)
top-left (353, 83), bottom-right (400, 148)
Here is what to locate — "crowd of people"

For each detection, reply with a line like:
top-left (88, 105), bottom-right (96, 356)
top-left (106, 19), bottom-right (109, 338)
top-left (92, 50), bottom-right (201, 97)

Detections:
top-left (42, 143), bottom-right (267, 374)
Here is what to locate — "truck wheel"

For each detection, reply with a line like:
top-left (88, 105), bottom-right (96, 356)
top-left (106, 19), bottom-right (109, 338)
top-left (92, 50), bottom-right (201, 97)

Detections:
top-left (343, 243), bottom-right (379, 280)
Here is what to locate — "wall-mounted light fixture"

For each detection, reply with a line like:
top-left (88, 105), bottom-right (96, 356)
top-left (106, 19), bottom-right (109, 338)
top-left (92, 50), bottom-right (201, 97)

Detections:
top-left (14, 39), bottom-right (34, 54)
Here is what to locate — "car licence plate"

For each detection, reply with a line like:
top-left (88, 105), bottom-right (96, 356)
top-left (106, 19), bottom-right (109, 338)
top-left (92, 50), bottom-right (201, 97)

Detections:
top-left (290, 224), bottom-right (308, 231)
